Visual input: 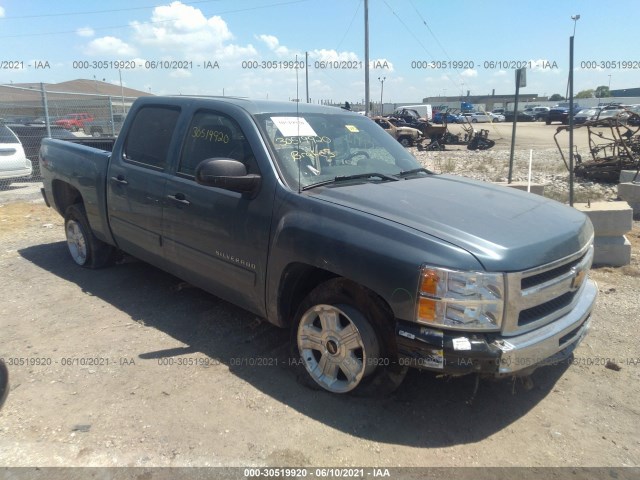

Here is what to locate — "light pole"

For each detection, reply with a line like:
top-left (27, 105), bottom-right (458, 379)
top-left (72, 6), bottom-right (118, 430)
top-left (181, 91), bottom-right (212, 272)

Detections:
top-left (568, 13), bottom-right (580, 206)
top-left (378, 76), bottom-right (386, 116)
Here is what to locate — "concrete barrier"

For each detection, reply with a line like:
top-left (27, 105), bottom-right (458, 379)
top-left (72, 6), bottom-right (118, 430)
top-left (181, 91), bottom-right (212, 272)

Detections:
top-left (618, 182), bottom-right (640, 219)
top-left (574, 201), bottom-right (633, 267)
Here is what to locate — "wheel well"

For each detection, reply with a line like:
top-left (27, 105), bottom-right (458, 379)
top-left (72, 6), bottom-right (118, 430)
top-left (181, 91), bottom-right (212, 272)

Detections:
top-left (277, 264), bottom-right (396, 335)
top-left (278, 264), bottom-right (337, 328)
top-left (52, 180), bottom-right (83, 216)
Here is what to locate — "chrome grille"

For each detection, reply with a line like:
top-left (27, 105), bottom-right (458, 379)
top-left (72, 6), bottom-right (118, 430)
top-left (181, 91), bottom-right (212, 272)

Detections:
top-left (502, 242), bottom-right (594, 336)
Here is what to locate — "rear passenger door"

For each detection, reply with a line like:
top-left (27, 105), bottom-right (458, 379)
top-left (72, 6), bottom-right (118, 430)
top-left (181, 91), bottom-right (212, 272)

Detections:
top-left (161, 109), bottom-right (273, 315)
top-left (107, 104), bottom-right (181, 267)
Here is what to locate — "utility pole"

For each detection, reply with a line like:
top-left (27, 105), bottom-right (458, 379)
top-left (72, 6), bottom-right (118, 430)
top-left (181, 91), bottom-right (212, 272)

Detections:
top-left (378, 76), bottom-right (386, 116)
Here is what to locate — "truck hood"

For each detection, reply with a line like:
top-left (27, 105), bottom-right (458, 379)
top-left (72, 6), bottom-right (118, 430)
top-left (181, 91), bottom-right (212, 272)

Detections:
top-left (310, 174), bottom-right (593, 272)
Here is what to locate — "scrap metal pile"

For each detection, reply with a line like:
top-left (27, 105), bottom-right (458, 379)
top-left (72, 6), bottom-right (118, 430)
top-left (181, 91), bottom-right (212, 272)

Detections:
top-left (385, 108), bottom-right (495, 151)
top-left (554, 108), bottom-right (640, 183)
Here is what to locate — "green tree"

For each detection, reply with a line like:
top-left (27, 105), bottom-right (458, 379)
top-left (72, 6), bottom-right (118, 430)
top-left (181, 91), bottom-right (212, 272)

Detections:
top-left (595, 85), bottom-right (611, 98)
top-left (549, 94), bottom-right (565, 101)
top-left (576, 89), bottom-right (595, 99)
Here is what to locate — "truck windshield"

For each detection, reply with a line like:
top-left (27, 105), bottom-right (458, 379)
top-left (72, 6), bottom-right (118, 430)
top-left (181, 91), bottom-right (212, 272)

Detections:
top-left (255, 113), bottom-right (423, 190)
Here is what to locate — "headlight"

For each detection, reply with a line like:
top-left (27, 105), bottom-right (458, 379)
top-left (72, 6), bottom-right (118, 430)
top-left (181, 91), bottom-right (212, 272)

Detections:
top-left (416, 266), bottom-right (504, 331)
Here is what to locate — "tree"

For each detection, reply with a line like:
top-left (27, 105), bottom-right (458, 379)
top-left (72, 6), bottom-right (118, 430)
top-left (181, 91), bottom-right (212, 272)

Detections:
top-left (595, 85), bottom-right (611, 98)
top-left (549, 94), bottom-right (565, 101)
top-left (576, 89), bottom-right (595, 99)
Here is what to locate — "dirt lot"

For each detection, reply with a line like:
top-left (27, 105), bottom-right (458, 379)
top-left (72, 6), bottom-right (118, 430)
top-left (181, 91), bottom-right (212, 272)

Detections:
top-left (0, 122), bottom-right (639, 473)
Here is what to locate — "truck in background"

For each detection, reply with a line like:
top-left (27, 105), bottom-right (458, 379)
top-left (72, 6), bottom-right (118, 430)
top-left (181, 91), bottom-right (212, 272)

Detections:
top-left (392, 104), bottom-right (432, 121)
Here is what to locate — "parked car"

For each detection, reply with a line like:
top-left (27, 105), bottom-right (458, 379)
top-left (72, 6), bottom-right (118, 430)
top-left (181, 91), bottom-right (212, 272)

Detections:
top-left (595, 109), bottom-right (631, 125)
top-left (503, 111), bottom-right (536, 122)
top-left (432, 112), bottom-right (460, 124)
top-left (6, 124), bottom-right (76, 177)
top-left (0, 125), bottom-right (32, 181)
top-left (457, 112), bottom-right (491, 123)
top-left (373, 116), bottom-right (422, 146)
top-left (54, 113), bottom-right (95, 131)
top-left (627, 105), bottom-right (640, 126)
top-left (488, 112), bottom-right (505, 122)
top-left (573, 108), bottom-right (601, 124)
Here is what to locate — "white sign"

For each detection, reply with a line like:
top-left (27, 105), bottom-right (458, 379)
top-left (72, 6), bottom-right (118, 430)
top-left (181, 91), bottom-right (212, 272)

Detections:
top-left (270, 116), bottom-right (317, 137)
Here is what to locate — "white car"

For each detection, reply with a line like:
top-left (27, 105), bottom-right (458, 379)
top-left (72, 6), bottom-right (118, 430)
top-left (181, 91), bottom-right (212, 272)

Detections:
top-left (0, 125), bottom-right (32, 180)
top-left (458, 112), bottom-right (492, 123)
top-left (488, 112), bottom-right (505, 122)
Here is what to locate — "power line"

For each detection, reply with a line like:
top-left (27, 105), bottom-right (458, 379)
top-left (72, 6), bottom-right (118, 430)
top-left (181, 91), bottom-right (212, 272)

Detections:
top-left (335, 0), bottom-right (362, 51)
top-left (0, 0), bottom-right (312, 38)
top-left (0, 0), bottom-right (223, 20)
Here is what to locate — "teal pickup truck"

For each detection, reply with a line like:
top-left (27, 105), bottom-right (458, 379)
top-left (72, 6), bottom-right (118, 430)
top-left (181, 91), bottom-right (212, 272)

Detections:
top-left (39, 96), bottom-right (597, 395)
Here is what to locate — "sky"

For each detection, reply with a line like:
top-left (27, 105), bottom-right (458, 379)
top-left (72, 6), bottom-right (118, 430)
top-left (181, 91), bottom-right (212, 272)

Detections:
top-left (0, 0), bottom-right (639, 104)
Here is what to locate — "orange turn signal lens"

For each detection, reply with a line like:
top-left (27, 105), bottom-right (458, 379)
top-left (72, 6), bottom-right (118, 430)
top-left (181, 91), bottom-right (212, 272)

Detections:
top-left (420, 269), bottom-right (440, 296)
top-left (418, 297), bottom-right (437, 322)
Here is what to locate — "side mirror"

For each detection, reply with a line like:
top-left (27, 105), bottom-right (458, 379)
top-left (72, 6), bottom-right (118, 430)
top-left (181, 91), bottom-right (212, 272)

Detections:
top-left (195, 158), bottom-right (261, 194)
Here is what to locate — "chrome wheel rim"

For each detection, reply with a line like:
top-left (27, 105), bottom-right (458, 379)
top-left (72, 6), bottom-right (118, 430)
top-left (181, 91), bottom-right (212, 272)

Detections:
top-left (297, 304), bottom-right (375, 393)
top-left (66, 220), bottom-right (87, 265)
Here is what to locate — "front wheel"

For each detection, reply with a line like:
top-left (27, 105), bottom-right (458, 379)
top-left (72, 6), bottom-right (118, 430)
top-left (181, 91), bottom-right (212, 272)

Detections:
top-left (398, 136), bottom-right (412, 147)
top-left (64, 204), bottom-right (114, 268)
top-left (293, 279), bottom-right (406, 395)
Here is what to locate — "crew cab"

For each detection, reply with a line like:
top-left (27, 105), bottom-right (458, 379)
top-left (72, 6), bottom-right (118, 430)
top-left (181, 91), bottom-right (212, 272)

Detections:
top-left (39, 96), bottom-right (597, 395)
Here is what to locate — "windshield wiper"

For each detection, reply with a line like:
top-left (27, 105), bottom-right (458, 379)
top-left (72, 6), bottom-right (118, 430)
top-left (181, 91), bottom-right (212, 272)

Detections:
top-left (397, 167), bottom-right (431, 178)
top-left (301, 172), bottom-right (399, 191)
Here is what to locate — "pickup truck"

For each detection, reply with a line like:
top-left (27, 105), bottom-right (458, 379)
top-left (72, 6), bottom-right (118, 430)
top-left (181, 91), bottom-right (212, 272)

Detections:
top-left (40, 96), bottom-right (597, 395)
top-left (54, 113), bottom-right (95, 132)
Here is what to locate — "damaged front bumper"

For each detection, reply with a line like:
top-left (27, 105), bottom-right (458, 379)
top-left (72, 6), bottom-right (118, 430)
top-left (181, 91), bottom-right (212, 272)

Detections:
top-left (396, 278), bottom-right (597, 377)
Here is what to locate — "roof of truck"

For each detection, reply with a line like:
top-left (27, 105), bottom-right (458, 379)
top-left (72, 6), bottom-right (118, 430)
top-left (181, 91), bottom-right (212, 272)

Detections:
top-left (143, 95), bottom-right (357, 116)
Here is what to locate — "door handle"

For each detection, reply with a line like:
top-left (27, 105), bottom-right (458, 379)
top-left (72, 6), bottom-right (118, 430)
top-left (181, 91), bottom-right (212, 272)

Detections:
top-left (110, 175), bottom-right (128, 185)
top-left (167, 193), bottom-right (191, 206)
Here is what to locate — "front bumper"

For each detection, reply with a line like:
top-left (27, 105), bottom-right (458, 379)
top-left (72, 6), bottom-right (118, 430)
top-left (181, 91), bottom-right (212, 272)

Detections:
top-left (396, 278), bottom-right (597, 377)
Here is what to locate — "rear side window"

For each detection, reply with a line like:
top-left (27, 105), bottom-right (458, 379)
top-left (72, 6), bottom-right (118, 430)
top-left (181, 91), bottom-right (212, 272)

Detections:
top-left (0, 126), bottom-right (20, 144)
top-left (123, 106), bottom-right (180, 169)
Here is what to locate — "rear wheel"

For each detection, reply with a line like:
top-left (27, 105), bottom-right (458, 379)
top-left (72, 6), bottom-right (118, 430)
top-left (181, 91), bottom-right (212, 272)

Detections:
top-left (64, 204), bottom-right (114, 268)
top-left (293, 279), bottom-right (407, 395)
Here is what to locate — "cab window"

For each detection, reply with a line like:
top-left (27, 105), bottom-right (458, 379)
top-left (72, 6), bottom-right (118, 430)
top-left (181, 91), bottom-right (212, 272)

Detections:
top-left (178, 111), bottom-right (257, 177)
top-left (123, 106), bottom-right (180, 170)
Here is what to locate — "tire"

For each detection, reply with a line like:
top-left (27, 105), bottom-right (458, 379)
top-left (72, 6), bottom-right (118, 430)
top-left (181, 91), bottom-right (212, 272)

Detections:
top-left (292, 279), bottom-right (407, 395)
top-left (0, 360), bottom-right (8, 410)
top-left (64, 204), bottom-right (114, 268)
top-left (398, 136), bottom-right (411, 147)
top-left (472, 118), bottom-right (478, 123)
top-left (545, 119), bottom-right (551, 125)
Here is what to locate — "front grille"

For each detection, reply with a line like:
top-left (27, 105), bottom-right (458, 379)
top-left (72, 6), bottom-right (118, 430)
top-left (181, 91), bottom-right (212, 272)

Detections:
top-left (502, 242), bottom-right (594, 336)
top-left (518, 290), bottom-right (578, 326)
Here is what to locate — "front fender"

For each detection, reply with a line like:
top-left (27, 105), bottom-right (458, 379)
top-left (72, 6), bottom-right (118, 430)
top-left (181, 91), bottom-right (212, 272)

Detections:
top-left (265, 188), bottom-right (482, 326)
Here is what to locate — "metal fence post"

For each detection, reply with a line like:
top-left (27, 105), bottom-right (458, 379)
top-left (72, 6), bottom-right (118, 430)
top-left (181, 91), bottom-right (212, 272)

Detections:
top-left (40, 83), bottom-right (51, 138)
top-left (108, 96), bottom-right (115, 136)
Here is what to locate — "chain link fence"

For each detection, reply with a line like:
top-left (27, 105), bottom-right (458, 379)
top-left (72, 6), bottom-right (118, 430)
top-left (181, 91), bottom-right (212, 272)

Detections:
top-left (0, 84), bottom-right (138, 190)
